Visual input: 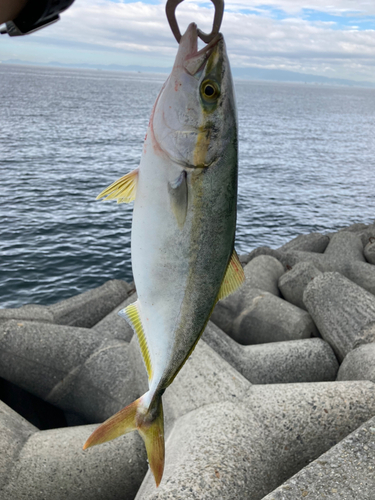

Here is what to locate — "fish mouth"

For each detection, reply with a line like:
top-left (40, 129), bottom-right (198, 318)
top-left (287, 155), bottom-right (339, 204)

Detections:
top-left (178, 23), bottom-right (223, 76)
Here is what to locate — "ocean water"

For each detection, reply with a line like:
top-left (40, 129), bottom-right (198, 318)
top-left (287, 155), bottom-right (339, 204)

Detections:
top-left (1, 64), bottom-right (375, 308)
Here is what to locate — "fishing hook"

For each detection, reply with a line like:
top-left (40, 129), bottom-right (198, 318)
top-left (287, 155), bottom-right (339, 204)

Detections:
top-left (165, 0), bottom-right (224, 44)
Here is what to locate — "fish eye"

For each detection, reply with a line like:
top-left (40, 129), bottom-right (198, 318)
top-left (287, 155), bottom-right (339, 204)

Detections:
top-left (201, 80), bottom-right (220, 101)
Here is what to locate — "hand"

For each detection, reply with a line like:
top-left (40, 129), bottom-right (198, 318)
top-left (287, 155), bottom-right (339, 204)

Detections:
top-left (0, 0), bottom-right (28, 24)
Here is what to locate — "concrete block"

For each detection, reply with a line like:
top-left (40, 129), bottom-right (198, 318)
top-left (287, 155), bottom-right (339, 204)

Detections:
top-left (244, 381), bottom-right (375, 492)
top-left (364, 239), bottom-right (375, 264)
top-left (240, 246), bottom-right (284, 266)
top-left (0, 401), bottom-right (36, 490)
top-left (243, 255), bottom-right (285, 296)
top-left (47, 279), bottom-right (132, 328)
top-left (203, 322), bottom-right (338, 384)
top-left (337, 342), bottom-right (375, 384)
top-left (278, 233), bottom-right (329, 253)
top-left (137, 380), bottom-right (375, 499)
top-left (278, 261), bottom-right (322, 310)
top-left (303, 272), bottom-right (375, 361)
top-left (0, 403), bottom-right (147, 500)
top-left (354, 321), bottom-right (375, 347)
top-left (277, 250), bottom-right (325, 271)
top-left (137, 401), bottom-right (273, 500)
top-left (0, 304), bottom-right (54, 325)
top-left (263, 415), bottom-right (375, 500)
top-left (162, 339), bottom-right (250, 425)
top-left (0, 320), bottom-right (139, 422)
top-left (93, 292), bottom-right (137, 341)
top-left (0, 377), bottom-right (69, 430)
top-left (340, 260), bottom-right (375, 296)
top-left (229, 289), bottom-right (317, 344)
top-left (211, 255), bottom-right (284, 336)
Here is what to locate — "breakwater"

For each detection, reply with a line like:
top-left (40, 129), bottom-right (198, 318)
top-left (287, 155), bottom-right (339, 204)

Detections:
top-left (0, 221), bottom-right (374, 498)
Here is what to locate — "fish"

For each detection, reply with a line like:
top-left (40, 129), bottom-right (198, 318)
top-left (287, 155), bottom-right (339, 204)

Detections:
top-left (83, 22), bottom-right (244, 486)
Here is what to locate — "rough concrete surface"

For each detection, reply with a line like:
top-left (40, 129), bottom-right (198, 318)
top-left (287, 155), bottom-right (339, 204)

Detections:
top-left (304, 272), bottom-right (375, 361)
top-left (203, 322), bottom-right (338, 384)
top-left (263, 415), bottom-right (375, 500)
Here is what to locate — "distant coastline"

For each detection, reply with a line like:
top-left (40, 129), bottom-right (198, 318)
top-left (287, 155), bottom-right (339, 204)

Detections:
top-left (1, 59), bottom-right (375, 89)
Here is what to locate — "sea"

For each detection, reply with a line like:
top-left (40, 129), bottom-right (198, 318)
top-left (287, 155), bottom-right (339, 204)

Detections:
top-left (1, 64), bottom-right (375, 308)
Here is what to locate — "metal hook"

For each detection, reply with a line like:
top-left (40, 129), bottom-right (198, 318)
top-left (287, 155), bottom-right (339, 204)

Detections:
top-left (165, 0), bottom-right (224, 44)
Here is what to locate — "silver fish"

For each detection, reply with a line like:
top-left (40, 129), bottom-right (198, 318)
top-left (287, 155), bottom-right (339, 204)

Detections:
top-left (84, 22), bottom-right (244, 486)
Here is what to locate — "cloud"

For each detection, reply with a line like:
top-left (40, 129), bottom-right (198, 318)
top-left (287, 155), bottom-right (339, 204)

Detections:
top-left (1, 0), bottom-right (375, 82)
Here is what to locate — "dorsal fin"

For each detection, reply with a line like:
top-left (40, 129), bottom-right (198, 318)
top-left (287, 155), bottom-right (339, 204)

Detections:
top-left (96, 168), bottom-right (139, 204)
top-left (217, 250), bottom-right (245, 300)
top-left (119, 301), bottom-right (153, 380)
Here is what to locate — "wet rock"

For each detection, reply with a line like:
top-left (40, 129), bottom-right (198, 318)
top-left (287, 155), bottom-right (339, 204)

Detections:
top-left (338, 342), bottom-right (375, 384)
top-left (303, 272), bottom-right (375, 361)
top-left (47, 279), bottom-right (132, 328)
top-left (278, 261), bottom-right (322, 311)
top-left (0, 320), bottom-right (139, 422)
top-left (0, 401), bottom-right (147, 500)
top-left (364, 239), bottom-right (375, 264)
top-left (203, 322), bottom-right (338, 384)
top-left (263, 415), bottom-right (375, 500)
top-left (278, 232), bottom-right (329, 253)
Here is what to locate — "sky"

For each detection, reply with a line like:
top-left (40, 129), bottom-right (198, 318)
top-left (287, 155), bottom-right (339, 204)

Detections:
top-left (1, 0), bottom-right (375, 82)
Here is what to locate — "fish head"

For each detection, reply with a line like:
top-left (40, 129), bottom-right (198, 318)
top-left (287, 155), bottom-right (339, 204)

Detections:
top-left (151, 23), bottom-right (237, 169)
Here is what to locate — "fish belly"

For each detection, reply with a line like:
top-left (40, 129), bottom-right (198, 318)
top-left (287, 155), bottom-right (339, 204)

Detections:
top-left (132, 136), bottom-right (237, 389)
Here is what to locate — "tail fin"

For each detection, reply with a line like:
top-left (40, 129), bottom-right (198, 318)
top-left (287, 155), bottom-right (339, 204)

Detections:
top-left (83, 394), bottom-right (165, 486)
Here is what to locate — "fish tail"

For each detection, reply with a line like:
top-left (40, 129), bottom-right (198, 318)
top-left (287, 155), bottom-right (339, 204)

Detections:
top-left (83, 392), bottom-right (165, 487)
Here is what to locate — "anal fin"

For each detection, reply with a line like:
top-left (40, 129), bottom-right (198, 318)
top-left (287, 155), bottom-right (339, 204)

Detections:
top-left (96, 168), bottom-right (139, 203)
top-left (119, 301), bottom-right (153, 380)
top-left (218, 249), bottom-right (245, 300)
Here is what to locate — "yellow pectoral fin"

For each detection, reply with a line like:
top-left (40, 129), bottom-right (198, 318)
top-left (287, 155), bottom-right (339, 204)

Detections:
top-left (96, 168), bottom-right (139, 203)
top-left (119, 301), bottom-right (153, 380)
top-left (218, 249), bottom-right (245, 301)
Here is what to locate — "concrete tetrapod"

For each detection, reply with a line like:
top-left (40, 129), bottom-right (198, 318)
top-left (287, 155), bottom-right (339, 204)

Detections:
top-left (211, 255), bottom-right (284, 334)
top-left (0, 401), bottom-right (147, 500)
top-left (211, 255), bottom-right (318, 344)
top-left (47, 279), bottom-right (133, 328)
top-left (337, 342), bottom-right (375, 384)
top-left (277, 232), bottom-right (330, 253)
top-left (263, 415), bottom-right (375, 500)
top-left (303, 272), bottom-right (375, 361)
top-left (278, 261), bottom-right (322, 311)
top-left (364, 239), bottom-right (375, 264)
top-left (136, 338), bottom-right (375, 500)
top-left (278, 231), bottom-right (375, 296)
top-left (0, 279), bottom-right (132, 328)
top-left (0, 304), bottom-right (54, 325)
top-left (203, 321), bottom-right (338, 384)
top-left (0, 320), bottom-right (140, 423)
top-left (93, 292), bottom-right (137, 342)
